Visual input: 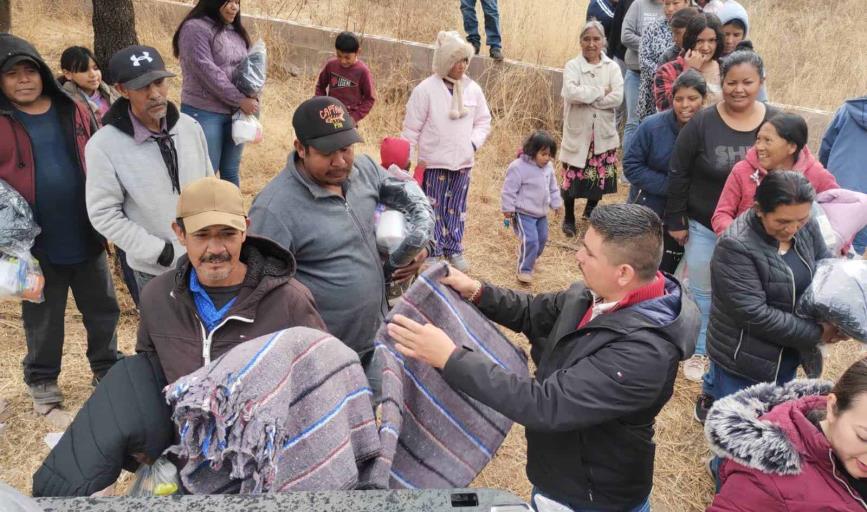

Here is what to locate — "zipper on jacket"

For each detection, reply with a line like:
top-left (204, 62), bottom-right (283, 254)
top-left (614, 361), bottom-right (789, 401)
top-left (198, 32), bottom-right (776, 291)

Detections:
top-left (343, 199), bottom-right (389, 310)
top-left (829, 450), bottom-right (867, 509)
top-left (772, 256), bottom-right (798, 383)
top-left (732, 329), bottom-right (744, 361)
top-left (200, 315), bottom-right (254, 366)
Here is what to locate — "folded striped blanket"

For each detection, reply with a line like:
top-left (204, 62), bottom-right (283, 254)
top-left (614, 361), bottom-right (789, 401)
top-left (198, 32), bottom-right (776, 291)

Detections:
top-left (373, 262), bottom-right (529, 489)
top-left (166, 327), bottom-right (382, 493)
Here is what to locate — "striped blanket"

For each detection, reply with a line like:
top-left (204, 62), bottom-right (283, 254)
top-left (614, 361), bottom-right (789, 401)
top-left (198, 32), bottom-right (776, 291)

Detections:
top-left (166, 327), bottom-right (383, 493)
top-left (165, 263), bottom-right (527, 493)
top-left (374, 262), bottom-right (529, 489)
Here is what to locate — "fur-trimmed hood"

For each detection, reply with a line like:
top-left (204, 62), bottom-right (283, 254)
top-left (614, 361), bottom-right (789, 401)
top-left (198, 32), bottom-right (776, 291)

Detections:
top-left (705, 379), bottom-right (833, 475)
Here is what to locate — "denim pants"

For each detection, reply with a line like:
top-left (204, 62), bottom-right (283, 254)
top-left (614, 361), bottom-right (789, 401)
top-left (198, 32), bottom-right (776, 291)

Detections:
top-left (622, 69), bottom-right (641, 156)
top-left (460, 0), bottom-right (502, 48)
top-left (514, 213), bottom-right (549, 274)
top-left (114, 247), bottom-right (140, 307)
top-left (133, 270), bottom-right (157, 294)
top-left (21, 252), bottom-right (120, 384)
top-left (181, 104), bottom-right (245, 186)
top-left (531, 487), bottom-right (651, 512)
top-left (684, 220), bottom-right (717, 356)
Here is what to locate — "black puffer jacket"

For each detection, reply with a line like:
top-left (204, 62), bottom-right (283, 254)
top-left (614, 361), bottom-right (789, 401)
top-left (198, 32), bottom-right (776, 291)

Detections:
top-left (32, 353), bottom-right (173, 497)
top-left (707, 210), bottom-right (831, 384)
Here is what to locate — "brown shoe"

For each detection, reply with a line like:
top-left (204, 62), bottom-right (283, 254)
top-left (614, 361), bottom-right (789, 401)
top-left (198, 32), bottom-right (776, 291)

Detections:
top-left (516, 272), bottom-right (533, 284)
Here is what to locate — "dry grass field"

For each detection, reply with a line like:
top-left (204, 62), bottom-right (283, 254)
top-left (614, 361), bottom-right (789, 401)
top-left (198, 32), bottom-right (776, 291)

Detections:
top-left (0, 0), bottom-right (865, 510)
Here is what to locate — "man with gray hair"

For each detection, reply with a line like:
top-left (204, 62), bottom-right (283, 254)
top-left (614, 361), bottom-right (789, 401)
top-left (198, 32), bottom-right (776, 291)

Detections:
top-left (388, 204), bottom-right (699, 511)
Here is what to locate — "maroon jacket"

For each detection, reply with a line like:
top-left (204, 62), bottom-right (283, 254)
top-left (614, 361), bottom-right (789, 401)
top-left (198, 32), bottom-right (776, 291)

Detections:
top-left (314, 58), bottom-right (376, 122)
top-left (706, 380), bottom-right (867, 511)
top-left (0, 34), bottom-right (95, 204)
top-left (136, 236), bottom-right (328, 383)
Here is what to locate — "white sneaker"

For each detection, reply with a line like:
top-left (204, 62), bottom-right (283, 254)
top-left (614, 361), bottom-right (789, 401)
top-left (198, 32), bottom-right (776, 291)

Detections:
top-left (683, 355), bottom-right (708, 383)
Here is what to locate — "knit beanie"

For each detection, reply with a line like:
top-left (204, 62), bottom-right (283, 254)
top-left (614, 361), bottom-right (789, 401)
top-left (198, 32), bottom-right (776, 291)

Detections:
top-left (717, 0), bottom-right (749, 35)
top-left (431, 31), bottom-right (474, 119)
top-left (380, 137), bottom-right (411, 170)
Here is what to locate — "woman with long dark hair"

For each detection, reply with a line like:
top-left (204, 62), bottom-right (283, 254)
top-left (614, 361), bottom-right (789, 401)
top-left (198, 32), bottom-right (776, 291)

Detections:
top-left (173, 0), bottom-right (258, 186)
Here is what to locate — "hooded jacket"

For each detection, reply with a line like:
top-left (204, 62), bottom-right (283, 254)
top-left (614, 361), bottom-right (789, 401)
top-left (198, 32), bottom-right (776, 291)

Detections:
top-left (443, 275), bottom-right (699, 510)
top-left (136, 235), bottom-right (327, 384)
top-left (0, 34), bottom-right (96, 216)
top-left (85, 98), bottom-right (213, 276)
top-left (500, 154), bottom-right (563, 218)
top-left (32, 352), bottom-right (174, 497)
top-left (820, 96), bottom-right (867, 253)
top-left (623, 109), bottom-right (681, 217)
top-left (706, 379), bottom-right (867, 511)
top-left (59, 78), bottom-right (119, 127)
top-left (712, 146), bottom-right (839, 235)
top-left (707, 210), bottom-right (831, 384)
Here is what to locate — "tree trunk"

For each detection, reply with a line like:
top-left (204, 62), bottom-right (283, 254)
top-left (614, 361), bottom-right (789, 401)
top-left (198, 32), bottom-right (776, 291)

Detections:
top-left (0, 0), bottom-right (11, 33)
top-left (92, 0), bottom-right (139, 80)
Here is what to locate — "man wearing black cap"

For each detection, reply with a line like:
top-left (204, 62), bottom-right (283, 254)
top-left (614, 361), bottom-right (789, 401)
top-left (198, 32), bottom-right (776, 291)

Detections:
top-left (85, 45), bottom-right (213, 291)
top-left (249, 97), bottom-right (430, 387)
top-left (0, 33), bottom-right (120, 416)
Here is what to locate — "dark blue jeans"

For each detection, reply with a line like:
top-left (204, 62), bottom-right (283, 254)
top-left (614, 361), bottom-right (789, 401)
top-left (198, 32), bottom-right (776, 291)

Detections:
top-left (180, 104), bottom-right (245, 186)
top-left (514, 213), bottom-right (549, 274)
top-left (460, 0), bottom-right (502, 49)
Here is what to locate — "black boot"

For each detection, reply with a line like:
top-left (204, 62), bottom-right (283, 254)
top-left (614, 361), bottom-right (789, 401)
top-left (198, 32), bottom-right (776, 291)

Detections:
top-left (562, 195), bottom-right (576, 237)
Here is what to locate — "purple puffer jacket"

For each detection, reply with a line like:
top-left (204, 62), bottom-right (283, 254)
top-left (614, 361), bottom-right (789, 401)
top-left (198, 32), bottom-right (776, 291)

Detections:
top-left (178, 17), bottom-right (249, 114)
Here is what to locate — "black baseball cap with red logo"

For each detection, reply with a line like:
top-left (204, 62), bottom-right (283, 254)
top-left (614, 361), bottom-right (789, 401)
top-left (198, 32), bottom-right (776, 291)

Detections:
top-left (292, 96), bottom-right (364, 154)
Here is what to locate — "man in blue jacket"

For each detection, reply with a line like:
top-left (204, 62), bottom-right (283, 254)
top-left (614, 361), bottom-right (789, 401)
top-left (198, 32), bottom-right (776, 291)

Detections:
top-left (819, 95), bottom-right (867, 255)
top-left (389, 204), bottom-right (699, 511)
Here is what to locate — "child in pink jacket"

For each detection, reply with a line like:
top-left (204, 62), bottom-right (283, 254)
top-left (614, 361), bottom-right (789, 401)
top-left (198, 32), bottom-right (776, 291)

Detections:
top-left (712, 113), bottom-right (838, 235)
top-left (400, 31), bottom-right (492, 272)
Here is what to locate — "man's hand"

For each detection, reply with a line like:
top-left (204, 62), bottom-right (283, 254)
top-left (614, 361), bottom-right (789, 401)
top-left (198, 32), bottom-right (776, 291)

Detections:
top-left (440, 265), bottom-right (480, 300)
top-left (392, 247), bottom-right (429, 282)
top-left (388, 314), bottom-right (457, 369)
top-left (669, 229), bottom-right (689, 246)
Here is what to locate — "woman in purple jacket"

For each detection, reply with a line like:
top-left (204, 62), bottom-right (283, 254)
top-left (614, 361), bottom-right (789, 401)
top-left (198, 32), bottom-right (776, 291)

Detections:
top-left (172, 0), bottom-right (258, 186)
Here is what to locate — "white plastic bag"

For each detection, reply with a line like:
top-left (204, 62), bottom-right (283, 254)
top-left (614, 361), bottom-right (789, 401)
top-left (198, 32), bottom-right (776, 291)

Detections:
top-left (0, 251), bottom-right (44, 303)
top-left (126, 456), bottom-right (180, 497)
top-left (376, 209), bottom-right (407, 254)
top-left (232, 112), bottom-right (263, 145)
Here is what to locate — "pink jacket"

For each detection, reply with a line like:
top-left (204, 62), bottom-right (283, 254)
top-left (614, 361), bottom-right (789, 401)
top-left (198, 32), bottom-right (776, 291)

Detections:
top-left (712, 146), bottom-right (839, 235)
top-left (708, 386), bottom-right (867, 511)
top-left (401, 74), bottom-right (492, 171)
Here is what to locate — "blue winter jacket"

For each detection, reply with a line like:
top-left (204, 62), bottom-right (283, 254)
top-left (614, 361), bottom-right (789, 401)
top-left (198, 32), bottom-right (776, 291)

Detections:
top-left (819, 96), bottom-right (867, 253)
top-left (623, 110), bottom-right (680, 218)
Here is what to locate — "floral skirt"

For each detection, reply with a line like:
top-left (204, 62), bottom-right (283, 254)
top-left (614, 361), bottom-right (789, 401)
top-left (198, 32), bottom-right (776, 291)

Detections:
top-left (561, 140), bottom-right (618, 201)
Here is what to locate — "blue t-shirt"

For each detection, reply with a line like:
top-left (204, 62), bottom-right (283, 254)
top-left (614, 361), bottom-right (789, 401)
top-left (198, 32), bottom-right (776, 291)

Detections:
top-left (15, 103), bottom-right (94, 264)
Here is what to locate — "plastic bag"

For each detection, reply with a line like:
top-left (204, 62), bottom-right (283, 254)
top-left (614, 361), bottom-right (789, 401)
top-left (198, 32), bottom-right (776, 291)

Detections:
top-left (126, 456), bottom-right (180, 497)
top-left (377, 175), bottom-right (435, 270)
top-left (812, 202), bottom-right (843, 256)
top-left (0, 251), bottom-right (45, 303)
top-left (232, 40), bottom-right (267, 97)
top-left (797, 259), bottom-right (867, 342)
top-left (0, 179), bottom-right (40, 255)
top-left (232, 112), bottom-right (263, 145)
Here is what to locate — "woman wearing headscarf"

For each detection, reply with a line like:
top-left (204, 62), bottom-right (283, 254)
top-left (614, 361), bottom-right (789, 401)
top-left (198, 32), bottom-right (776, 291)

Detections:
top-left (401, 31), bottom-right (492, 272)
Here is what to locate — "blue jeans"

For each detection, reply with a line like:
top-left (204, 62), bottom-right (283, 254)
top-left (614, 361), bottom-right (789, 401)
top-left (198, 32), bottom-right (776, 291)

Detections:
top-left (622, 69), bottom-right (641, 156)
top-left (531, 488), bottom-right (651, 512)
top-left (514, 213), bottom-right (549, 274)
top-left (460, 0), bottom-right (501, 49)
top-left (684, 220), bottom-right (716, 356)
top-left (181, 104), bottom-right (244, 186)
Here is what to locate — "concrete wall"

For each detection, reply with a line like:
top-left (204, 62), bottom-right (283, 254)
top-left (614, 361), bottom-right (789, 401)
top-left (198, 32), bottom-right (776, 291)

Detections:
top-left (143, 0), bottom-right (833, 149)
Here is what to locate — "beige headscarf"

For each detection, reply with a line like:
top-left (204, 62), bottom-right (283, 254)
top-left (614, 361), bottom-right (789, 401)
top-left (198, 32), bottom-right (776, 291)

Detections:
top-left (431, 31), bottom-right (475, 119)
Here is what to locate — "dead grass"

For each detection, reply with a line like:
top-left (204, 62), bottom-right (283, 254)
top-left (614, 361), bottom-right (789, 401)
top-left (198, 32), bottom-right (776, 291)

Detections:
top-left (1, 1), bottom-right (865, 511)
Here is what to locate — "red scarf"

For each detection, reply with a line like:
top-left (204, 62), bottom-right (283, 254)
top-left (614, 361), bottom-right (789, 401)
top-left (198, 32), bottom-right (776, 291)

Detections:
top-left (577, 272), bottom-right (667, 329)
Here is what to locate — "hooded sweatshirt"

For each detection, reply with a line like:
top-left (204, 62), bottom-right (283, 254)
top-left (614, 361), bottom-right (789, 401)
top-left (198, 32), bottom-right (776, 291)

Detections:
top-left (501, 154), bottom-right (563, 218)
top-left (712, 146), bottom-right (839, 235)
top-left (820, 96), bottom-right (867, 253)
top-left (706, 379), bottom-right (867, 511)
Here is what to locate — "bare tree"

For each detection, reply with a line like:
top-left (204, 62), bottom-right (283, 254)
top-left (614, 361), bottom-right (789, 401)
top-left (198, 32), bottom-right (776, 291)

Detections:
top-left (92, 0), bottom-right (139, 78)
top-left (0, 0), bottom-right (11, 33)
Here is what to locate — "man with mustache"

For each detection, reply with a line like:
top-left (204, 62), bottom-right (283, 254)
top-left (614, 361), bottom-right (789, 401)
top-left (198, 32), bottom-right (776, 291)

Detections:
top-left (85, 45), bottom-right (213, 292)
top-left (136, 177), bottom-right (326, 383)
top-left (0, 34), bottom-right (120, 416)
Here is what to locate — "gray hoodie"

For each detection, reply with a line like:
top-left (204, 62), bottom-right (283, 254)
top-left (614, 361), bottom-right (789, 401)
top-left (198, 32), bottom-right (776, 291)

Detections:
top-left (621, 0), bottom-right (664, 70)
